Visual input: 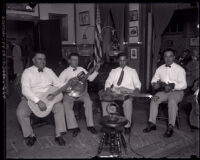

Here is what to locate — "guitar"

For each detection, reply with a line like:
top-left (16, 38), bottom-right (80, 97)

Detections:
top-left (28, 83), bottom-right (69, 118)
top-left (99, 88), bottom-right (152, 102)
top-left (65, 62), bottom-right (102, 98)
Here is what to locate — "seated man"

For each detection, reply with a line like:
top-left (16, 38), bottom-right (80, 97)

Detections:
top-left (16, 53), bottom-right (67, 146)
top-left (143, 48), bottom-right (187, 138)
top-left (59, 53), bottom-right (100, 137)
top-left (101, 53), bottom-right (141, 134)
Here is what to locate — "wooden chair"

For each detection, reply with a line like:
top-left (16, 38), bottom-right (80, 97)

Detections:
top-left (157, 101), bottom-right (181, 129)
top-left (73, 101), bottom-right (85, 120)
top-left (30, 112), bottom-right (54, 128)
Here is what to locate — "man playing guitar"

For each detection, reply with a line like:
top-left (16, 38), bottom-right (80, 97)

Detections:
top-left (59, 53), bottom-right (100, 137)
top-left (143, 48), bottom-right (187, 138)
top-left (16, 53), bottom-right (67, 146)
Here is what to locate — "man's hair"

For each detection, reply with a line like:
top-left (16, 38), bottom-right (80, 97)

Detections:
top-left (163, 48), bottom-right (176, 56)
top-left (32, 52), bottom-right (45, 59)
top-left (117, 52), bottom-right (128, 59)
top-left (68, 52), bottom-right (79, 59)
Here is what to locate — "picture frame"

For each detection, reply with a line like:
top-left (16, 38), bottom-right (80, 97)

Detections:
top-left (130, 48), bottom-right (138, 59)
top-left (79, 11), bottom-right (90, 26)
top-left (129, 10), bottom-right (138, 21)
top-left (129, 26), bottom-right (138, 37)
top-left (190, 37), bottom-right (199, 46)
top-left (61, 45), bottom-right (77, 60)
top-left (49, 13), bottom-right (68, 42)
top-left (77, 44), bottom-right (93, 56)
top-left (167, 40), bottom-right (173, 47)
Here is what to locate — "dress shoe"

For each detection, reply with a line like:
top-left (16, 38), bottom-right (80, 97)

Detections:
top-left (72, 128), bottom-right (81, 137)
top-left (163, 124), bottom-right (174, 138)
top-left (25, 136), bottom-right (37, 146)
top-left (124, 127), bottom-right (131, 134)
top-left (143, 122), bottom-right (156, 133)
top-left (87, 127), bottom-right (97, 134)
top-left (55, 136), bottom-right (66, 146)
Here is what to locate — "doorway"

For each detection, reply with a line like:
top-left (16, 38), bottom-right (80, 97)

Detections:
top-left (6, 20), bottom-right (35, 81)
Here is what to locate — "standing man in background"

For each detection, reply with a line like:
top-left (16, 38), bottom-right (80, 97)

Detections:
top-left (11, 39), bottom-right (24, 80)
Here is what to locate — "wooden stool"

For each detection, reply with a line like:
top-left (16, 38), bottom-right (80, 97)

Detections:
top-left (97, 115), bottom-right (128, 157)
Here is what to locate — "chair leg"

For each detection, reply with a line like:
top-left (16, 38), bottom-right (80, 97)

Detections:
top-left (175, 112), bottom-right (180, 129)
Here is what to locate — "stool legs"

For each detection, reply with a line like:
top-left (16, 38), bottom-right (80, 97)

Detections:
top-left (97, 131), bottom-right (126, 156)
top-left (110, 133), bottom-right (115, 154)
top-left (116, 133), bottom-right (121, 155)
top-left (97, 133), bottom-right (107, 154)
top-left (105, 133), bottom-right (109, 146)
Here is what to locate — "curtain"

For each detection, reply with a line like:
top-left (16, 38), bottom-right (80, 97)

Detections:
top-left (151, 3), bottom-right (178, 73)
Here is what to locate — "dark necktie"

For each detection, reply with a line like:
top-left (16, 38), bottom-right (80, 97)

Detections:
top-left (38, 68), bottom-right (43, 72)
top-left (165, 64), bottom-right (171, 68)
top-left (73, 67), bottom-right (77, 71)
top-left (117, 68), bottom-right (124, 86)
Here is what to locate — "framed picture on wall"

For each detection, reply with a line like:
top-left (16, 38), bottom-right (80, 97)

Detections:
top-left (79, 11), bottom-right (90, 26)
top-left (129, 10), bottom-right (138, 21)
top-left (61, 45), bottom-right (77, 60)
top-left (130, 48), bottom-right (138, 59)
top-left (77, 44), bottom-right (93, 56)
top-left (129, 26), bottom-right (138, 37)
top-left (190, 37), bottom-right (199, 46)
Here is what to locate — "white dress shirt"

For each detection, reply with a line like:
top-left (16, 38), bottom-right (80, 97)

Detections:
top-left (151, 63), bottom-right (187, 90)
top-left (59, 66), bottom-right (98, 84)
top-left (105, 66), bottom-right (141, 90)
top-left (21, 65), bottom-right (64, 103)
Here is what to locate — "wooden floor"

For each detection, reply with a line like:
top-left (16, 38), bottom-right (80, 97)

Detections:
top-left (6, 83), bottom-right (199, 158)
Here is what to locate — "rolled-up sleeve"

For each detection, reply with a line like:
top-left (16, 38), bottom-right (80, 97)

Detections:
top-left (174, 69), bottom-right (187, 90)
top-left (59, 70), bottom-right (67, 84)
top-left (49, 69), bottom-right (65, 88)
top-left (132, 69), bottom-right (141, 90)
top-left (21, 71), bottom-right (40, 103)
top-left (82, 68), bottom-right (98, 82)
top-left (151, 69), bottom-right (160, 84)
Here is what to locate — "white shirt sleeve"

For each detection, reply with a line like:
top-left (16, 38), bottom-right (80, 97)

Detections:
top-left (105, 69), bottom-right (114, 90)
top-left (59, 70), bottom-right (67, 84)
top-left (132, 69), bottom-right (141, 90)
top-left (82, 68), bottom-right (98, 82)
top-left (174, 69), bottom-right (187, 90)
top-left (48, 69), bottom-right (65, 88)
top-left (151, 68), bottom-right (160, 84)
top-left (21, 71), bottom-right (40, 103)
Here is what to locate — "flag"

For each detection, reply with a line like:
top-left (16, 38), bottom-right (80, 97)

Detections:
top-left (94, 3), bottom-right (103, 62)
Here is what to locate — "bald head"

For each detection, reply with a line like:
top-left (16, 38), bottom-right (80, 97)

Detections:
top-left (32, 52), bottom-right (46, 69)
